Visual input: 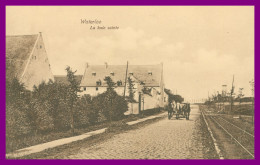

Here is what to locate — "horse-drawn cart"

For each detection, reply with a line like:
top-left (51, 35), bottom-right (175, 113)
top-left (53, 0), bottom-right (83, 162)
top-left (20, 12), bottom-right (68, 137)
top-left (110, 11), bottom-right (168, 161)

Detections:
top-left (168, 103), bottom-right (190, 120)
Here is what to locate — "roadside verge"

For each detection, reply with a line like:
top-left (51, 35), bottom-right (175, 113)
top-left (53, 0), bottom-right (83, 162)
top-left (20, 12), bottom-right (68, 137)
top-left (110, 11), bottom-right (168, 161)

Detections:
top-left (6, 112), bottom-right (167, 159)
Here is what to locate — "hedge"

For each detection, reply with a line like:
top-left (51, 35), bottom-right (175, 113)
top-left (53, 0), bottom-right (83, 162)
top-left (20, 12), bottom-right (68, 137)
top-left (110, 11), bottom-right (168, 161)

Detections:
top-left (6, 78), bottom-right (129, 142)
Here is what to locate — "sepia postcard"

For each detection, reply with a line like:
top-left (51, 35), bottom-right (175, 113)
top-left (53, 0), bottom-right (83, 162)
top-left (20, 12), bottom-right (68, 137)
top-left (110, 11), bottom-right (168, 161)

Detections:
top-left (5, 6), bottom-right (254, 159)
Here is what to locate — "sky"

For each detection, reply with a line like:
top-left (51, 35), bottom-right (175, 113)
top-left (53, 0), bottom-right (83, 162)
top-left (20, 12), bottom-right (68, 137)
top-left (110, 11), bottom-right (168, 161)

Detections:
top-left (6, 6), bottom-right (254, 101)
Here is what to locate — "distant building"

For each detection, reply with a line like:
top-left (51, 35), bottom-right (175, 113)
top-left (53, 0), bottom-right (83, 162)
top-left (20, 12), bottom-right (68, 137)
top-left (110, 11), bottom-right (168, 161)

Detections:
top-left (80, 63), bottom-right (168, 109)
top-left (6, 33), bottom-right (54, 90)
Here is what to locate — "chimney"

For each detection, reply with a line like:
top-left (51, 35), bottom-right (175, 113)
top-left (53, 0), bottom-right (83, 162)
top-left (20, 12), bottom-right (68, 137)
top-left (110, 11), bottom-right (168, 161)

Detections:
top-left (105, 62), bottom-right (108, 69)
top-left (85, 62), bottom-right (89, 68)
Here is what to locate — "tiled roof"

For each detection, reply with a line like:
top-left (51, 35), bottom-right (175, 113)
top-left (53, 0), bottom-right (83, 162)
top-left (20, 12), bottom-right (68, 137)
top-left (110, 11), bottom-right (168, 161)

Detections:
top-left (54, 75), bottom-right (83, 85)
top-left (80, 64), bottom-right (162, 87)
top-left (6, 34), bottom-right (38, 81)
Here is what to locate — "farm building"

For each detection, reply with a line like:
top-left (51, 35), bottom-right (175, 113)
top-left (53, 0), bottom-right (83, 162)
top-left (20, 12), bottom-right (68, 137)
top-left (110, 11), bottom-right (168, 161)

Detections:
top-left (79, 63), bottom-right (168, 113)
top-left (6, 32), bottom-right (54, 90)
top-left (54, 75), bottom-right (83, 85)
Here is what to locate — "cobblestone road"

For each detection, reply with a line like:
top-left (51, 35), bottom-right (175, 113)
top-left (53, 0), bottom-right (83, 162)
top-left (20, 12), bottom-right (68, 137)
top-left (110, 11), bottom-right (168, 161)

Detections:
top-left (65, 105), bottom-right (205, 159)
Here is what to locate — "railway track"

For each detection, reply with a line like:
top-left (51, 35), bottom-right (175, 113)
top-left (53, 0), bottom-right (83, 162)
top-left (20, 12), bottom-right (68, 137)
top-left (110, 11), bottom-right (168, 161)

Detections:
top-left (202, 110), bottom-right (255, 159)
top-left (215, 115), bottom-right (254, 138)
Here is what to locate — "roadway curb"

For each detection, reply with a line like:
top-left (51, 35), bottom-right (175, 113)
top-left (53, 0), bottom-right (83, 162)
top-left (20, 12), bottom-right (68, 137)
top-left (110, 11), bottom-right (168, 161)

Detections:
top-left (201, 109), bottom-right (225, 159)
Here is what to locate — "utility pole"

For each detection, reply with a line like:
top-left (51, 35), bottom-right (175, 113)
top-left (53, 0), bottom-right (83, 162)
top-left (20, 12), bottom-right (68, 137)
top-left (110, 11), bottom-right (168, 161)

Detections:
top-left (208, 91), bottom-right (210, 109)
top-left (142, 97), bottom-right (145, 114)
top-left (222, 85), bottom-right (227, 113)
top-left (138, 92), bottom-right (142, 116)
top-left (123, 61), bottom-right (129, 98)
top-left (238, 88), bottom-right (244, 118)
top-left (230, 75), bottom-right (235, 114)
top-left (249, 79), bottom-right (254, 125)
top-left (239, 88), bottom-right (244, 104)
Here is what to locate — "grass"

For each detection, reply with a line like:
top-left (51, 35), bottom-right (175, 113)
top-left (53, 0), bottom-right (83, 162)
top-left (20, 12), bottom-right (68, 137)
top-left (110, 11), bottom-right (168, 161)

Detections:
top-left (198, 114), bottom-right (219, 159)
top-left (204, 103), bottom-right (254, 116)
top-left (225, 104), bottom-right (254, 116)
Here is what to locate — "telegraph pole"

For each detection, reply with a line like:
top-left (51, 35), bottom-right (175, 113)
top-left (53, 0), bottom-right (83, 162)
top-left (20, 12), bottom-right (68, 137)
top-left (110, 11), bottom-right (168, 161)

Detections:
top-left (249, 79), bottom-right (254, 125)
top-left (208, 91), bottom-right (210, 109)
top-left (230, 75), bottom-right (235, 114)
top-left (138, 92), bottom-right (142, 115)
top-left (238, 88), bottom-right (244, 118)
top-left (239, 88), bottom-right (244, 104)
top-left (222, 85), bottom-right (227, 112)
top-left (123, 61), bottom-right (129, 98)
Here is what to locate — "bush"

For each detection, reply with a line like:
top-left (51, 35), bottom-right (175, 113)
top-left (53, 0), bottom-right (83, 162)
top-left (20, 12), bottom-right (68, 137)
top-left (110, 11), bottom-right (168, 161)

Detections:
top-left (6, 78), bottom-right (33, 138)
top-left (92, 90), bottom-right (128, 121)
top-left (75, 95), bottom-right (98, 127)
top-left (30, 99), bottom-right (55, 132)
top-left (110, 93), bottom-right (128, 120)
top-left (6, 104), bottom-right (32, 139)
top-left (92, 93), bottom-right (107, 123)
top-left (55, 100), bottom-right (72, 130)
top-left (6, 74), bottom-right (129, 145)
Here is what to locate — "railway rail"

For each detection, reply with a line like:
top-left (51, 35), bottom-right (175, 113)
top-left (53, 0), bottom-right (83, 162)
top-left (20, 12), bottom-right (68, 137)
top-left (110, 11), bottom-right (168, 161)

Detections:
top-left (215, 116), bottom-right (254, 138)
top-left (202, 110), bottom-right (254, 159)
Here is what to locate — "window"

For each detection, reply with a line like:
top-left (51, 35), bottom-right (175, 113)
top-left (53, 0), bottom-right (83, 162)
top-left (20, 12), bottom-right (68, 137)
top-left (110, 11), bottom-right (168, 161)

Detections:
top-left (148, 72), bottom-right (152, 75)
top-left (84, 87), bottom-right (86, 91)
top-left (110, 72), bottom-right (114, 76)
top-left (96, 80), bottom-right (101, 86)
top-left (40, 45), bottom-right (42, 49)
top-left (164, 97), bottom-right (166, 102)
top-left (117, 80), bottom-right (122, 86)
top-left (96, 87), bottom-right (99, 91)
top-left (92, 72), bottom-right (96, 76)
top-left (129, 72), bottom-right (133, 76)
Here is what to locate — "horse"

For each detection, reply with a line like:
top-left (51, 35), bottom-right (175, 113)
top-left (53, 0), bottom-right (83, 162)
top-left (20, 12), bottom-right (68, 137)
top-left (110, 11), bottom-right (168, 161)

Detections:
top-left (168, 102), bottom-right (174, 119)
top-left (175, 103), bottom-right (182, 119)
top-left (183, 103), bottom-right (191, 120)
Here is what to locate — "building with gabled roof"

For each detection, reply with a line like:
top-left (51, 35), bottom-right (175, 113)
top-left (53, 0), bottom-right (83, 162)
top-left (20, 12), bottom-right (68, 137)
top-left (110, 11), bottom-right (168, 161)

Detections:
top-left (80, 63), bottom-right (162, 87)
top-left (54, 75), bottom-right (83, 85)
top-left (80, 63), bottom-right (167, 109)
top-left (6, 32), bottom-right (54, 90)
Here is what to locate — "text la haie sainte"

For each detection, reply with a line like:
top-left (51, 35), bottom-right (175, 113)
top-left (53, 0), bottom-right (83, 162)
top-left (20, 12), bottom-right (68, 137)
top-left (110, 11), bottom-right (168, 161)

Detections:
top-left (81, 19), bottom-right (119, 30)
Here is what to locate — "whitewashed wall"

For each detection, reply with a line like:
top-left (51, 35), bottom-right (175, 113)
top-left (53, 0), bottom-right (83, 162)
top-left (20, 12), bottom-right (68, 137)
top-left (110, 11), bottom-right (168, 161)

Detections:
top-left (21, 35), bottom-right (54, 90)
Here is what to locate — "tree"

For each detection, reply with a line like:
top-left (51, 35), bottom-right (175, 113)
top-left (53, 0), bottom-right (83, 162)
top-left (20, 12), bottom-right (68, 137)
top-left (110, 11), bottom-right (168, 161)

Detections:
top-left (172, 94), bottom-right (184, 103)
top-left (6, 77), bottom-right (27, 104)
top-left (66, 66), bottom-right (81, 134)
top-left (6, 78), bottom-right (32, 141)
top-left (103, 76), bottom-right (116, 122)
top-left (104, 76), bottom-right (116, 91)
top-left (75, 94), bottom-right (98, 126)
top-left (31, 81), bottom-right (57, 132)
top-left (102, 76), bottom-right (128, 121)
top-left (164, 88), bottom-right (184, 103)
